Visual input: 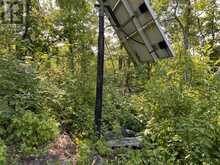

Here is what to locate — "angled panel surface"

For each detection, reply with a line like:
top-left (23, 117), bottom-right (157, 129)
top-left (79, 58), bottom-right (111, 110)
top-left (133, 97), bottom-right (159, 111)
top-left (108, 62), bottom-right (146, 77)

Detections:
top-left (99, 0), bottom-right (174, 64)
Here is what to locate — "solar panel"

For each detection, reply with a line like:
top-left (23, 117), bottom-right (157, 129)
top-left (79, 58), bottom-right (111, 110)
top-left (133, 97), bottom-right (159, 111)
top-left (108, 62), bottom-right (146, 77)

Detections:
top-left (99, 0), bottom-right (174, 64)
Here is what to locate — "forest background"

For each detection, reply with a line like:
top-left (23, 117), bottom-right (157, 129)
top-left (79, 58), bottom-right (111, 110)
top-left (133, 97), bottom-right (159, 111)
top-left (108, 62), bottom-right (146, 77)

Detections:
top-left (0, 0), bottom-right (220, 164)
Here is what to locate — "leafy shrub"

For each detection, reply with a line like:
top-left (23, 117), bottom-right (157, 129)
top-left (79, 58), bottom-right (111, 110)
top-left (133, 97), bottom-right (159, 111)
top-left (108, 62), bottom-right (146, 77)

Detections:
top-left (142, 117), bottom-right (220, 164)
top-left (0, 55), bottom-right (40, 113)
top-left (0, 55), bottom-right (60, 159)
top-left (40, 72), bottom-right (94, 137)
top-left (77, 139), bottom-right (113, 165)
top-left (77, 140), bottom-right (93, 165)
top-left (104, 149), bottom-right (144, 165)
top-left (0, 140), bottom-right (7, 165)
top-left (103, 57), bottom-right (220, 164)
top-left (95, 140), bottom-right (112, 157)
top-left (7, 111), bottom-right (59, 155)
top-left (138, 58), bottom-right (220, 164)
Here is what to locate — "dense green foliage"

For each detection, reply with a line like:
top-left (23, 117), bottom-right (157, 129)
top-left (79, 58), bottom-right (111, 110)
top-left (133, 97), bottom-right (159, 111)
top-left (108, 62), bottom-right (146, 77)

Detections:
top-left (0, 55), bottom-right (60, 161)
top-left (0, 0), bottom-right (219, 164)
top-left (77, 57), bottom-right (220, 164)
top-left (0, 140), bottom-right (6, 165)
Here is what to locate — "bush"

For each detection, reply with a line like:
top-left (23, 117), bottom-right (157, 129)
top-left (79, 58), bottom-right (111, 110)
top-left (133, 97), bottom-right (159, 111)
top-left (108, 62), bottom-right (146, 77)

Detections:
top-left (138, 57), bottom-right (220, 164)
top-left (40, 72), bottom-right (94, 137)
top-left (0, 141), bottom-right (7, 165)
top-left (77, 140), bottom-right (93, 165)
top-left (7, 111), bottom-right (59, 155)
top-left (141, 117), bottom-right (220, 164)
top-left (0, 55), bottom-right (40, 113)
top-left (0, 55), bottom-right (60, 158)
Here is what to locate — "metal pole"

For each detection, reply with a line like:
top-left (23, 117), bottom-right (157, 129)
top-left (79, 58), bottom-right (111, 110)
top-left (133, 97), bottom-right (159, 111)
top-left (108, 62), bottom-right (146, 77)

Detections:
top-left (95, 1), bottom-right (105, 138)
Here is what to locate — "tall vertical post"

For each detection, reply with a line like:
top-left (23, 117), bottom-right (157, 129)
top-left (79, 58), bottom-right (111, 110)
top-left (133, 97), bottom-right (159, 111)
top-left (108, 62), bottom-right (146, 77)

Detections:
top-left (95, 1), bottom-right (105, 138)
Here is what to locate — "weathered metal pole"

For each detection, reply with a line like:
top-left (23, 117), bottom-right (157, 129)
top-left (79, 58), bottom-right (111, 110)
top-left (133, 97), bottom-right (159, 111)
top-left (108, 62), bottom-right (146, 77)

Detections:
top-left (95, 1), bottom-right (105, 138)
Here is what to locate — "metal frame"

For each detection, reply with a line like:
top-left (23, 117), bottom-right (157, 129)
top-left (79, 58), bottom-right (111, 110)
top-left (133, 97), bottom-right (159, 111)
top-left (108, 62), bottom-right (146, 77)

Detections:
top-left (143, 0), bottom-right (175, 57)
top-left (121, 0), bottom-right (158, 61)
top-left (102, 0), bottom-right (174, 64)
